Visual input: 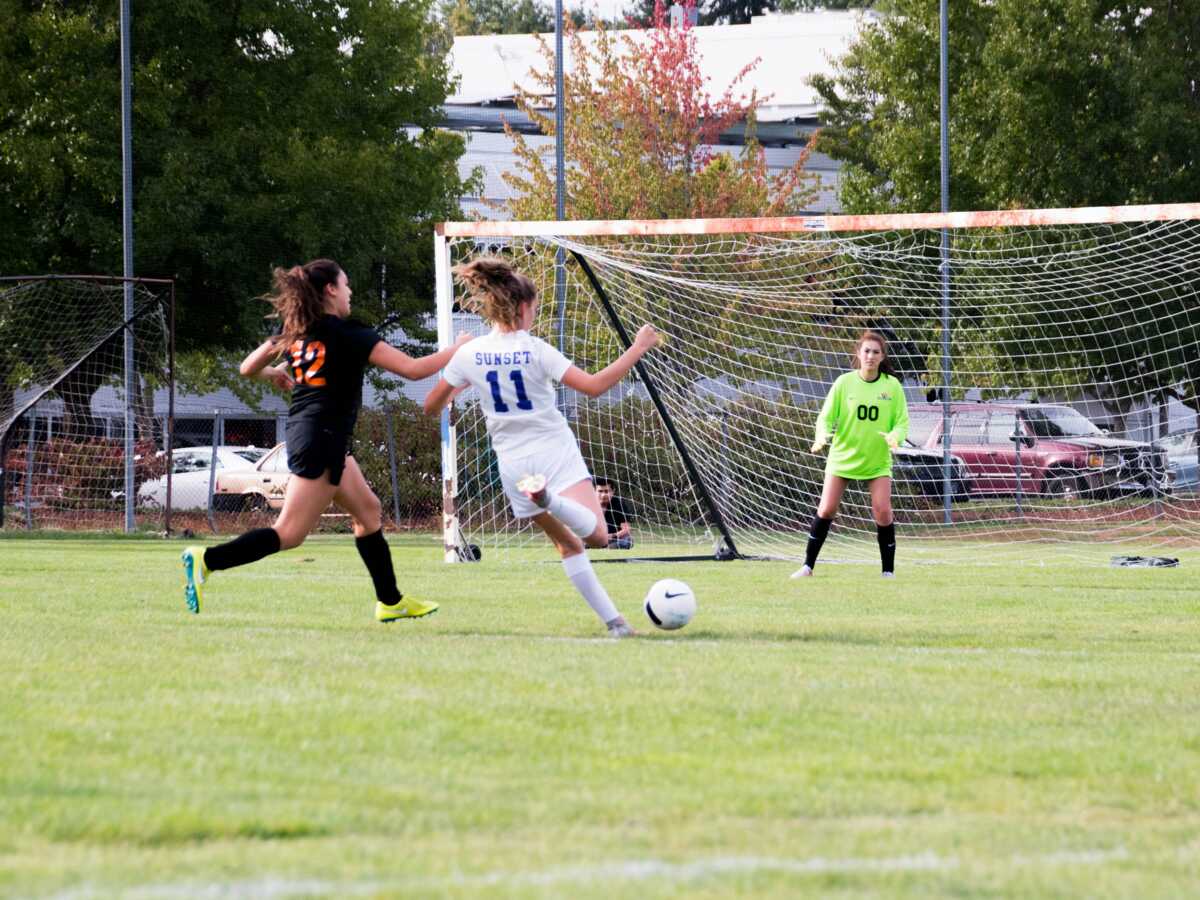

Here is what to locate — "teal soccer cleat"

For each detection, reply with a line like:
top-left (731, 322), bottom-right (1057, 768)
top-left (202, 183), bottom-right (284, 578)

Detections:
top-left (181, 546), bottom-right (208, 614)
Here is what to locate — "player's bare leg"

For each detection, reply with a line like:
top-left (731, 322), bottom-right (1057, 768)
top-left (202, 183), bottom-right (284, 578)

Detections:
top-left (792, 473), bottom-right (848, 578)
top-left (516, 474), bottom-right (599, 541)
top-left (273, 471), bottom-right (339, 549)
top-left (559, 478), bottom-right (610, 549)
top-left (533, 511), bottom-right (634, 637)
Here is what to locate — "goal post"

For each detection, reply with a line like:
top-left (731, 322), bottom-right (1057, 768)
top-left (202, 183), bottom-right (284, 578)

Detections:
top-left (435, 203), bottom-right (1200, 564)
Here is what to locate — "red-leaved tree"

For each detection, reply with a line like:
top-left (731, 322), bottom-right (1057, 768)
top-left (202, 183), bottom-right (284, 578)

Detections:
top-left (503, 0), bottom-right (818, 220)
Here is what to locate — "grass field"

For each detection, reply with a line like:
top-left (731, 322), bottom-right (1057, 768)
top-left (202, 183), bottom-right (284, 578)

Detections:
top-left (2, 534), bottom-right (1199, 899)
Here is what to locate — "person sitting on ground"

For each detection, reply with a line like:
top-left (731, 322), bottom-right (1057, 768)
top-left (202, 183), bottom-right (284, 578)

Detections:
top-left (595, 477), bottom-right (633, 550)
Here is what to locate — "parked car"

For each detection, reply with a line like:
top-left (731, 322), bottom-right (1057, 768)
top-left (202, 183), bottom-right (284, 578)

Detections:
top-left (893, 439), bottom-right (973, 501)
top-left (213, 442), bottom-right (292, 511)
top-left (1160, 430), bottom-right (1200, 492)
top-left (137, 446), bottom-right (268, 510)
top-left (908, 402), bottom-right (1171, 499)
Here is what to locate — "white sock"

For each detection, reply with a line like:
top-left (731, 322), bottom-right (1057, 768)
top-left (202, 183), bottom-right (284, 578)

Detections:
top-left (562, 552), bottom-right (619, 624)
top-left (545, 493), bottom-right (597, 539)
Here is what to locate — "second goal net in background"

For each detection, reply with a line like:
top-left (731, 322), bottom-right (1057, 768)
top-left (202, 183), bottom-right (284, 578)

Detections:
top-left (1, 276), bottom-right (173, 532)
top-left (435, 203), bottom-right (1200, 564)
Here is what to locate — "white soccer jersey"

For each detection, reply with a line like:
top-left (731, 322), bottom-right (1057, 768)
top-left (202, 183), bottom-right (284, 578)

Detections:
top-left (443, 328), bottom-right (576, 457)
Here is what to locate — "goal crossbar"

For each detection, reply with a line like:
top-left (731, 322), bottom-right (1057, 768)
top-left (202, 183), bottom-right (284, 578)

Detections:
top-left (439, 202), bottom-right (1200, 238)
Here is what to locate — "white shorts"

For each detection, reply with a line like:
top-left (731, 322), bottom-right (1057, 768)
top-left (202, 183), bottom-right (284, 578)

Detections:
top-left (498, 438), bottom-right (592, 519)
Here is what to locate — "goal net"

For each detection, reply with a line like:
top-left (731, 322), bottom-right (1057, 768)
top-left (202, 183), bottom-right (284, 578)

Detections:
top-left (435, 204), bottom-right (1200, 564)
top-left (1, 276), bottom-right (173, 532)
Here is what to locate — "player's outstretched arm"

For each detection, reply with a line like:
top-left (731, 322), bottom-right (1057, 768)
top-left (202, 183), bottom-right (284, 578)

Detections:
top-left (238, 337), bottom-right (284, 377)
top-left (423, 379), bottom-right (466, 416)
top-left (561, 324), bottom-right (660, 398)
top-left (370, 333), bottom-right (473, 381)
top-left (238, 338), bottom-right (294, 391)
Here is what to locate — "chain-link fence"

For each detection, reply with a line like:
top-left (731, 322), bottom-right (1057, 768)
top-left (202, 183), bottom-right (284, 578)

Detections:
top-left (151, 398), bottom-right (439, 537)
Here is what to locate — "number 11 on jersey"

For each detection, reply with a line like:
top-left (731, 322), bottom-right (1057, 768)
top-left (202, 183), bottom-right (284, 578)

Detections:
top-left (485, 369), bottom-right (533, 413)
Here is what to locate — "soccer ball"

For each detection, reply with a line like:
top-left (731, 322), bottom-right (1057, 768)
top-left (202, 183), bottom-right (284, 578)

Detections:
top-left (643, 578), bottom-right (696, 630)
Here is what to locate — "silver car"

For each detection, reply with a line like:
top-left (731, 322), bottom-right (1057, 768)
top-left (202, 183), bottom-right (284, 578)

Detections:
top-left (137, 446), bottom-right (267, 511)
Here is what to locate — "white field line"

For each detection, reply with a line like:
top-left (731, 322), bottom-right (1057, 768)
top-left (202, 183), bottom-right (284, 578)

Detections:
top-left (36, 847), bottom-right (1129, 900)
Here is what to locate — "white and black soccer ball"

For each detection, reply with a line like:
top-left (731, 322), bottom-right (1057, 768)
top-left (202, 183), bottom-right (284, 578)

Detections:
top-left (643, 578), bottom-right (696, 630)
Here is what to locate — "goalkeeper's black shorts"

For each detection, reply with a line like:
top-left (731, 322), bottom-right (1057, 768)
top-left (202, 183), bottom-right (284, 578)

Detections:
top-left (285, 419), bottom-right (351, 486)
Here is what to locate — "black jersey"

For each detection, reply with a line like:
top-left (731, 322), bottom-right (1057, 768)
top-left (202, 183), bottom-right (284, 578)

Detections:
top-left (286, 315), bottom-right (382, 433)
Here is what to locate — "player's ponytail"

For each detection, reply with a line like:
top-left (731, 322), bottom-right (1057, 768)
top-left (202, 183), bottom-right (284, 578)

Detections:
top-left (264, 258), bottom-right (343, 344)
top-left (453, 257), bottom-right (538, 329)
top-left (852, 329), bottom-right (898, 378)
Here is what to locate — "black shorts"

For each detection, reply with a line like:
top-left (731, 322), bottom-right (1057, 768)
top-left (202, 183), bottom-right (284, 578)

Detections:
top-left (286, 419), bottom-right (351, 486)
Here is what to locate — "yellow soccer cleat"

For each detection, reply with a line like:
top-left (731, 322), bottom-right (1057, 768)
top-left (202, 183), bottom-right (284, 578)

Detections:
top-left (376, 598), bottom-right (439, 623)
top-left (181, 546), bottom-right (209, 614)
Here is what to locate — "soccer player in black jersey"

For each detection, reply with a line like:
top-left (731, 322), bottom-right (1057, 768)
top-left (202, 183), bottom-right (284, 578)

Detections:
top-left (181, 259), bottom-right (470, 623)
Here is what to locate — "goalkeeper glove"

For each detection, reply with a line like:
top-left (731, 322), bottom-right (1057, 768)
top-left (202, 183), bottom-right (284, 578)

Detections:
top-left (810, 439), bottom-right (827, 454)
top-left (879, 431), bottom-right (899, 450)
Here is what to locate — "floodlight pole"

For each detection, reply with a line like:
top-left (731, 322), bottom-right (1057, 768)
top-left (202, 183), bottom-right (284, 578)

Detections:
top-left (553, 0), bottom-right (569, 416)
top-left (120, 0), bottom-right (136, 532)
top-left (938, 0), bottom-right (953, 525)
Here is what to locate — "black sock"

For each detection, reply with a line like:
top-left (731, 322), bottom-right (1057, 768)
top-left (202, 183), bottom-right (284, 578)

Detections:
top-left (355, 529), bottom-right (402, 604)
top-left (804, 516), bottom-right (833, 569)
top-left (204, 528), bottom-right (281, 571)
top-left (877, 522), bottom-right (896, 574)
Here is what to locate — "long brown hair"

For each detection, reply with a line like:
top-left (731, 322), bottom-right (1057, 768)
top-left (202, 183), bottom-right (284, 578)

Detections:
top-left (264, 258), bottom-right (343, 344)
top-left (453, 257), bottom-right (537, 329)
top-left (852, 329), bottom-right (897, 378)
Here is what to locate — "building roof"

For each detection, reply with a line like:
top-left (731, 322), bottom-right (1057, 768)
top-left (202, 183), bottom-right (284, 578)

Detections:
top-left (448, 10), bottom-right (874, 124)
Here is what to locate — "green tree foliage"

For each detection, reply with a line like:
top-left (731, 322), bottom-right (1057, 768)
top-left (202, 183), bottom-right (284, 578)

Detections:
top-left (441, 0), bottom-right (553, 35)
top-left (438, 0), bottom-right (607, 35)
top-left (0, 0), bottom-right (473, 361)
top-left (696, 0), bottom-right (772, 24)
top-left (811, 0), bottom-right (1200, 213)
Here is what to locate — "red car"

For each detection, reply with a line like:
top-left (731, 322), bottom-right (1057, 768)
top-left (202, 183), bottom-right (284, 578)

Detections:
top-left (908, 402), bottom-right (1171, 499)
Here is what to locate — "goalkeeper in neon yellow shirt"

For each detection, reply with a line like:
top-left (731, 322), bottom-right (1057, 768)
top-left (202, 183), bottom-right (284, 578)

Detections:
top-left (793, 330), bottom-right (909, 578)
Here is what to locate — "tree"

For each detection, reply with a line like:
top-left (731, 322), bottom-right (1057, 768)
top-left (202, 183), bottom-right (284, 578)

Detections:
top-left (438, 0), bottom-right (609, 35)
top-left (499, 2), bottom-right (823, 387)
top-left (696, 0), bottom-right (772, 24)
top-left (811, 0), bottom-right (1200, 214)
top-left (0, 0), bottom-right (474, 371)
top-left (441, 0), bottom-right (553, 35)
top-left (503, 0), bottom-right (818, 221)
top-left (622, 0), bottom-right (880, 26)
top-left (810, 0), bottom-right (1200, 443)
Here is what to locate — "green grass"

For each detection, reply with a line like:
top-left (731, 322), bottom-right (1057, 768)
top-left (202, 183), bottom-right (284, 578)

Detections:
top-left (2, 535), bottom-right (1199, 898)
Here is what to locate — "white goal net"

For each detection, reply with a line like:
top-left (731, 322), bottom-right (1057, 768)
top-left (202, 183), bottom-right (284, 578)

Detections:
top-left (435, 204), bottom-right (1200, 564)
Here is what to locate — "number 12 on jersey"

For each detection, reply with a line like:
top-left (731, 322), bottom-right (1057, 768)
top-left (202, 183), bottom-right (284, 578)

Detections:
top-left (485, 369), bottom-right (533, 413)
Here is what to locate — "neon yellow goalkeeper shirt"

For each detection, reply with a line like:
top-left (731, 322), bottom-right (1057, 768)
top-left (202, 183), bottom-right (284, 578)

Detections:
top-left (815, 371), bottom-right (910, 480)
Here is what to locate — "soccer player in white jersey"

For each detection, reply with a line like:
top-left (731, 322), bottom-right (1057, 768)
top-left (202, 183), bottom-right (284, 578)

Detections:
top-left (424, 257), bottom-right (660, 637)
